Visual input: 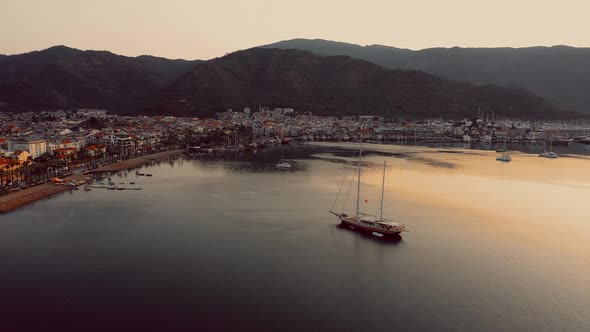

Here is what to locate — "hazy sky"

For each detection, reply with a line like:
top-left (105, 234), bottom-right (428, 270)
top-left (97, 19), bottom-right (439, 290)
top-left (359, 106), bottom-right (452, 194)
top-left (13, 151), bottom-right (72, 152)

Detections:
top-left (1, 0), bottom-right (588, 59)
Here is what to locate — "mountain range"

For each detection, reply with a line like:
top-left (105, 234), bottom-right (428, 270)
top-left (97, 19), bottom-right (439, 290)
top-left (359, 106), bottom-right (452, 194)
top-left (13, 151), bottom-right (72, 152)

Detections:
top-left (143, 48), bottom-right (558, 119)
top-left (0, 42), bottom-right (587, 119)
top-left (263, 39), bottom-right (590, 114)
top-left (0, 46), bottom-right (199, 112)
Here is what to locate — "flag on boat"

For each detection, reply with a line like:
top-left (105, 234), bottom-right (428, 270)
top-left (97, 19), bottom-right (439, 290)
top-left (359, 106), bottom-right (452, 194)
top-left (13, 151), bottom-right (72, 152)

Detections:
top-left (364, 199), bottom-right (368, 203)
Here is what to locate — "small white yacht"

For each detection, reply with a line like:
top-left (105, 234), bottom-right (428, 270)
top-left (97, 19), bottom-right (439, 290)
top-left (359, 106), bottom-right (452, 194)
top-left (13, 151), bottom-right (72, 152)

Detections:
top-left (276, 149), bottom-right (292, 169)
top-left (496, 153), bottom-right (512, 162)
top-left (276, 160), bottom-right (292, 169)
top-left (539, 151), bottom-right (559, 159)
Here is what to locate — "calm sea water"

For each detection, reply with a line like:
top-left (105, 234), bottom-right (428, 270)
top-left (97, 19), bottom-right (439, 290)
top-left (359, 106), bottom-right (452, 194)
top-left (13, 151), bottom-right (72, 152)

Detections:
top-left (1, 143), bottom-right (589, 331)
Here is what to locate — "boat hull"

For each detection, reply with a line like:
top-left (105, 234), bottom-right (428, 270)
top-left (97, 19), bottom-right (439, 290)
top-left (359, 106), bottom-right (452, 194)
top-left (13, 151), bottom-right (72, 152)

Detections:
top-left (339, 217), bottom-right (402, 236)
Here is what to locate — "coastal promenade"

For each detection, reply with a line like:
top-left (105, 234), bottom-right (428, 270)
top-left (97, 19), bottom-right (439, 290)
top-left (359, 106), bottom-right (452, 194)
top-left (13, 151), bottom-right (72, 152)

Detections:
top-left (0, 174), bottom-right (87, 214)
top-left (0, 149), bottom-right (184, 214)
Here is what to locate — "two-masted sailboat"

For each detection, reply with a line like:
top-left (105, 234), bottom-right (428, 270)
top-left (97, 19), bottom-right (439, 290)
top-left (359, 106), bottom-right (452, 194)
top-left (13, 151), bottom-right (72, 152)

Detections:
top-left (539, 136), bottom-right (559, 159)
top-left (330, 138), bottom-right (406, 236)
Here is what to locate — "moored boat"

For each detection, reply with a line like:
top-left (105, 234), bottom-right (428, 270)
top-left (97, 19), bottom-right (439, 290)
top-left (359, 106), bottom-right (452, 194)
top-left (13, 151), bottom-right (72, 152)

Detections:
top-left (330, 136), bottom-right (405, 236)
top-left (539, 137), bottom-right (559, 158)
top-left (276, 161), bottom-right (292, 169)
top-left (276, 150), bottom-right (292, 169)
top-left (496, 153), bottom-right (512, 162)
top-left (539, 151), bottom-right (559, 159)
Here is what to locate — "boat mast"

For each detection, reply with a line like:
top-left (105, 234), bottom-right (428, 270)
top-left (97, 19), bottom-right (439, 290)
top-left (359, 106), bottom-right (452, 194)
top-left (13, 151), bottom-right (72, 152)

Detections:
top-left (380, 161), bottom-right (386, 220)
top-left (356, 132), bottom-right (362, 218)
top-left (543, 137), bottom-right (547, 153)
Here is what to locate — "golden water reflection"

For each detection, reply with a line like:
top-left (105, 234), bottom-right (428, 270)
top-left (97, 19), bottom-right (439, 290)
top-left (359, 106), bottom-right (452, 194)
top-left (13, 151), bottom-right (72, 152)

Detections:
top-left (313, 143), bottom-right (590, 277)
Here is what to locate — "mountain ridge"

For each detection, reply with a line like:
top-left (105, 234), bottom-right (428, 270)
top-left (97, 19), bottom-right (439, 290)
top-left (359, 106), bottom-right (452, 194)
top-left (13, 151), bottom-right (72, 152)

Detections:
top-left (0, 44), bottom-right (583, 119)
top-left (141, 48), bottom-right (567, 119)
top-left (0, 45), bottom-right (201, 112)
top-left (262, 39), bottom-right (590, 113)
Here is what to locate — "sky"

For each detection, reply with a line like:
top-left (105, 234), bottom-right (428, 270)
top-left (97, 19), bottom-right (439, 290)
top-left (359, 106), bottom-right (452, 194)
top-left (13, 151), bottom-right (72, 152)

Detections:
top-left (1, 0), bottom-right (588, 60)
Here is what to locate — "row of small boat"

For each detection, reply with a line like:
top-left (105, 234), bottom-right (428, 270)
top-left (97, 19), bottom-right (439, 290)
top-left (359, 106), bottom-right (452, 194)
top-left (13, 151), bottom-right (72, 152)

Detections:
top-left (496, 151), bottom-right (559, 162)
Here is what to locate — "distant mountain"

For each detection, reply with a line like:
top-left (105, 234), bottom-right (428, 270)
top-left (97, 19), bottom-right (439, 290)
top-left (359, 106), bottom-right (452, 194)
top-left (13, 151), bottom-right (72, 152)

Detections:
top-left (262, 39), bottom-right (590, 113)
top-left (0, 46), bottom-right (200, 112)
top-left (142, 48), bottom-right (566, 119)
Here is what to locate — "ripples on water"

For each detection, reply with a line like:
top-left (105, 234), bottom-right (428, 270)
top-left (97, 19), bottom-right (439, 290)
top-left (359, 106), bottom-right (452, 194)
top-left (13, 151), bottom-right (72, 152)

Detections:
top-left (0, 143), bottom-right (589, 331)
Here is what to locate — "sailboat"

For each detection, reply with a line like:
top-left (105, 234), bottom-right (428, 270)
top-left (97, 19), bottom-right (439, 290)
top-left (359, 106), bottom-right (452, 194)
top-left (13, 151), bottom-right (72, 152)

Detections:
top-left (276, 149), bottom-right (292, 169)
top-left (496, 137), bottom-right (511, 161)
top-left (539, 136), bottom-right (559, 159)
top-left (496, 137), bottom-right (507, 153)
top-left (330, 138), bottom-right (405, 236)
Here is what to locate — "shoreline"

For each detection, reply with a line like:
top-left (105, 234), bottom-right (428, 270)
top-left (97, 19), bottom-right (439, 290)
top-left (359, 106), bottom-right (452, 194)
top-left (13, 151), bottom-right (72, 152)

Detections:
top-left (305, 140), bottom-right (590, 157)
top-left (86, 150), bottom-right (184, 173)
top-left (0, 149), bottom-right (184, 214)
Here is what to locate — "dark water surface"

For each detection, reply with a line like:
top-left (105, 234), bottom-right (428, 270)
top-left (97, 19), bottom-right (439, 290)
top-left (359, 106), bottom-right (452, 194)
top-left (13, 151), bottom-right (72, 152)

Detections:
top-left (1, 143), bottom-right (589, 331)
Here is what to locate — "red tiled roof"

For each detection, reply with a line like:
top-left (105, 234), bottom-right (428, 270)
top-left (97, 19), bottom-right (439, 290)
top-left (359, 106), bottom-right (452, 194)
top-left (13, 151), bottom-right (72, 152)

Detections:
top-left (53, 147), bottom-right (77, 154)
top-left (0, 157), bottom-right (13, 166)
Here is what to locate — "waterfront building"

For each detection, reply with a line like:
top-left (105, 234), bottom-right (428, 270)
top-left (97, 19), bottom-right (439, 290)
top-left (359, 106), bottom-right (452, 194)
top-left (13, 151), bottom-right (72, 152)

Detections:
top-left (104, 134), bottom-right (134, 152)
top-left (7, 138), bottom-right (47, 159)
top-left (84, 145), bottom-right (107, 157)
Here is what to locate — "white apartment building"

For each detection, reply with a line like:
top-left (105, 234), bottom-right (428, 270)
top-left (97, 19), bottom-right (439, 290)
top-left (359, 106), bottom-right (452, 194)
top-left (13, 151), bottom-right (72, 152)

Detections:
top-left (103, 134), bottom-right (134, 152)
top-left (8, 138), bottom-right (47, 159)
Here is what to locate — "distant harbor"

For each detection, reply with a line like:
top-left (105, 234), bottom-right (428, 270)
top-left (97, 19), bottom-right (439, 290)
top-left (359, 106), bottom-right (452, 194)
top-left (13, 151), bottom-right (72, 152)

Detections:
top-left (2, 107), bottom-right (590, 203)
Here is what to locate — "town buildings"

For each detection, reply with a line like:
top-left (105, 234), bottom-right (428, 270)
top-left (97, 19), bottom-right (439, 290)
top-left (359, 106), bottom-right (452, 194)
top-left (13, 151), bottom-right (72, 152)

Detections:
top-left (0, 107), bottom-right (588, 173)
